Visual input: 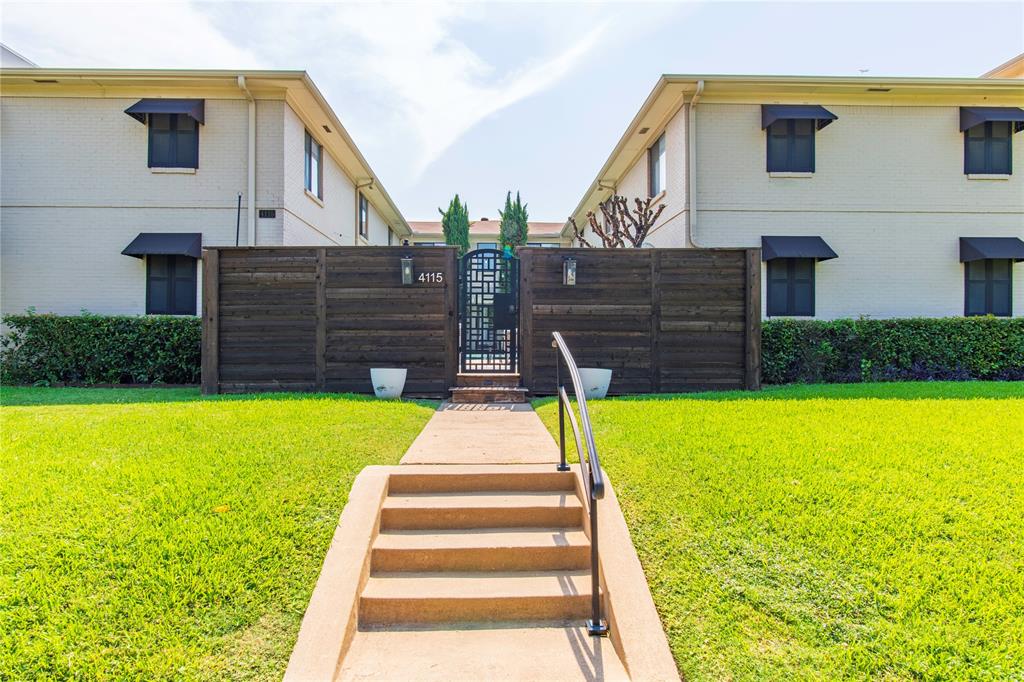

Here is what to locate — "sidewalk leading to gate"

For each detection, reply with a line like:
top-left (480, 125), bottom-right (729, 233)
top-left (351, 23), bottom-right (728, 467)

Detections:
top-left (285, 399), bottom-right (679, 682)
top-left (400, 401), bottom-right (561, 465)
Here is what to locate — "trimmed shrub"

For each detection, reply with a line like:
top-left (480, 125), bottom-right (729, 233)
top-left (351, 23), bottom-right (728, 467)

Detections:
top-left (762, 317), bottom-right (1024, 384)
top-left (1, 313), bottom-right (201, 385)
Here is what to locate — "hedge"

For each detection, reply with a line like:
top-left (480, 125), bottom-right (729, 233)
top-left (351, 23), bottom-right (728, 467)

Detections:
top-left (1, 313), bottom-right (201, 385)
top-left (2, 313), bottom-right (1022, 387)
top-left (762, 317), bottom-right (1024, 384)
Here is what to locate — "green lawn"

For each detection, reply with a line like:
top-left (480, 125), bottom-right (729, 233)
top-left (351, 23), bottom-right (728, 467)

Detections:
top-left (0, 387), bottom-right (437, 680)
top-left (535, 382), bottom-right (1024, 681)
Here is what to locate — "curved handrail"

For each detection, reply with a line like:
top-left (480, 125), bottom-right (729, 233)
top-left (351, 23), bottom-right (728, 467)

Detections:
top-left (551, 331), bottom-right (608, 637)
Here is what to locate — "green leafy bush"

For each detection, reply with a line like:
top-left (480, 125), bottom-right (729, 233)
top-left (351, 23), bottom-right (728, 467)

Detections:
top-left (762, 317), bottom-right (1024, 384)
top-left (1, 313), bottom-right (201, 385)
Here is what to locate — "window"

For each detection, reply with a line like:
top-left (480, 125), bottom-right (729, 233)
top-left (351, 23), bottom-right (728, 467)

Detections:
top-left (304, 130), bottom-right (323, 198)
top-left (387, 229), bottom-right (394, 246)
top-left (146, 255), bottom-right (197, 315)
top-left (358, 193), bottom-right (369, 238)
top-left (767, 258), bottom-right (815, 316)
top-left (964, 121), bottom-right (1012, 175)
top-left (767, 119), bottom-right (815, 172)
top-left (965, 259), bottom-right (1012, 316)
top-left (648, 133), bottom-right (666, 196)
top-left (417, 241), bottom-right (446, 247)
top-left (149, 113), bottom-right (198, 168)
top-left (477, 242), bottom-right (497, 250)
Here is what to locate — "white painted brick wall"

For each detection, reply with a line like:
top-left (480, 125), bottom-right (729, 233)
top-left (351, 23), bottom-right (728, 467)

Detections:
top-left (282, 103), bottom-right (352, 246)
top-left (586, 101), bottom-right (1024, 318)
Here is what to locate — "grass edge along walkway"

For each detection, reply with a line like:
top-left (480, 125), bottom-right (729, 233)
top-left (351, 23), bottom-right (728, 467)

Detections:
top-left (1, 388), bottom-right (438, 680)
top-left (534, 382), bottom-right (1024, 680)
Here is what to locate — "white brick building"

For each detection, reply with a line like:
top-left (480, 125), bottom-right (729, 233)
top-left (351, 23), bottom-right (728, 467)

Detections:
top-left (567, 66), bottom-right (1024, 319)
top-left (0, 68), bottom-right (409, 317)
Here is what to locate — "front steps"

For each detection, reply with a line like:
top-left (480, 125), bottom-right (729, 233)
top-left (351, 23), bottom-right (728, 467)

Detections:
top-left (449, 372), bottom-right (528, 403)
top-left (360, 468), bottom-right (591, 630)
top-left (287, 463), bottom-right (679, 681)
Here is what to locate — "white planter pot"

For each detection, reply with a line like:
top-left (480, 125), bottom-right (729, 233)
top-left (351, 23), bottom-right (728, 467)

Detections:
top-left (370, 368), bottom-right (407, 399)
top-left (577, 368), bottom-right (612, 400)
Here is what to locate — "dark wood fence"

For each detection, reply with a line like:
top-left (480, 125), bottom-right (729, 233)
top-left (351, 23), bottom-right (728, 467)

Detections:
top-left (519, 248), bottom-right (761, 394)
top-left (202, 246), bottom-right (457, 394)
top-left (202, 245), bottom-right (759, 396)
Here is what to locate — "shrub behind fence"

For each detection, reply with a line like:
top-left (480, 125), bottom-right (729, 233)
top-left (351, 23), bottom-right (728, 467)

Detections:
top-left (1, 313), bottom-right (201, 385)
top-left (762, 317), bottom-right (1024, 384)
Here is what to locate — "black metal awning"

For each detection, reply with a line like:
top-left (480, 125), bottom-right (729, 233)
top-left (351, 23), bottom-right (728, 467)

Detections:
top-left (959, 237), bottom-right (1024, 262)
top-left (959, 107), bottom-right (1024, 133)
top-left (122, 233), bottom-right (202, 259)
top-left (124, 99), bottom-right (205, 125)
top-left (761, 104), bottom-right (838, 130)
top-left (761, 236), bottom-right (838, 261)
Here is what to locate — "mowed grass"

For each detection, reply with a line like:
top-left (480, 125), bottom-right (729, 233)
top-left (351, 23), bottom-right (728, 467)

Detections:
top-left (0, 387), bottom-right (437, 680)
top-left (535, 382), bottom-right (1024, 680)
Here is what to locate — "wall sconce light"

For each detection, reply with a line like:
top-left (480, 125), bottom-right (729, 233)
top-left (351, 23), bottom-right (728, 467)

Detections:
top-left (563, 257), bottom-right (577, 286)
top-left (401, 256), bottom-right (414, 285)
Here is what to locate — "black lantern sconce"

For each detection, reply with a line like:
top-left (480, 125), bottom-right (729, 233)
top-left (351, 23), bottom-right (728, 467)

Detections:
top-left (401, 256), bottom-right (414, 285)
top-left (563, 257), bottom-right (577, 286)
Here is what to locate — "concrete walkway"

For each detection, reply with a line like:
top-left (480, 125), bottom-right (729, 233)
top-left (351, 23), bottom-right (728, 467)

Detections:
top-left (401, 401), bottom-right (560, 465)
top-left (285, 400), bottom-right (679, 681)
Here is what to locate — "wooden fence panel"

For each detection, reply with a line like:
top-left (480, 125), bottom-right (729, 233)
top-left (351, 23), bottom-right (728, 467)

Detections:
top-left (520, 247), bottom-right (760, 395)
top-left (203, 246), bottom-right (457, 395)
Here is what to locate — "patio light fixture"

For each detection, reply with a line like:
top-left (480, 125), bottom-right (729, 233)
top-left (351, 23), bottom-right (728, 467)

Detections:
top-left (563, 257), bottom-right (577, 286)
top-left (401, 256), bottom-right (414, 285)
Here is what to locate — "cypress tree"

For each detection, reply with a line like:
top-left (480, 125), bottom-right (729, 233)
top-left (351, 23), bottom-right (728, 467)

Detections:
top-left (438, 194), bottom-right (471, 256)
top-left (498, 191), bottom-right (529, 249)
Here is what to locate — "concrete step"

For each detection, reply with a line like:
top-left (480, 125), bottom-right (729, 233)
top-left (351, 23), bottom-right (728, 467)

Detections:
top-left (455, 372), bottom-right (521, 388)
top-left (338, 624), bottom-right (630, 681)
top-left (372, 528), bottom-right (591, 572)
top-left (387, 469), bottom-right (576, 495)
top-left (380, 492), bottom-right (584, 530)
top-left (359, 570), bottom-right (594, 625)
top-left (449, 386), bottom-right (529, 404)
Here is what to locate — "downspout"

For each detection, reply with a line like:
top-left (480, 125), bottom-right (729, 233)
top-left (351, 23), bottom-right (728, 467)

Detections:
top-left (687, 79), bottom-right (705, 247)
top-left (238, 76), bottom-right (256, 246)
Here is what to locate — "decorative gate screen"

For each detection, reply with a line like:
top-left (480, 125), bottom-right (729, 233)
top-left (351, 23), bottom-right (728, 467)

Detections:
top-left (459, 249), bottom-right (519, 373)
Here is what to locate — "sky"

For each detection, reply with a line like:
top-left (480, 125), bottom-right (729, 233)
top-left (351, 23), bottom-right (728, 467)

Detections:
top-left (2, 1), bottom-right (1021, 221)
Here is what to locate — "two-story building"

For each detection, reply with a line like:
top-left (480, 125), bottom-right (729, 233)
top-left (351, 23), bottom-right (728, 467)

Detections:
top-left (566, 64), bottom-right (1024, 319)
top-left (0, 67), bottom-right (409, 317)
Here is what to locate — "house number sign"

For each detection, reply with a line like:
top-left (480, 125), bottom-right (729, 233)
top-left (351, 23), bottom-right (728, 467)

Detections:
top-left (418, 272), bottom-right (444, 284)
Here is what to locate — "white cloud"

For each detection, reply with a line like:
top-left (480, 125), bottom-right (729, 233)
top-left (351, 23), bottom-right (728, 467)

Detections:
top-left (0, 1), bottom-right (261, 69)
top-left (1, 1), bottom-right (609, 180)
top-left (303, 2), bottom-right (609, 176)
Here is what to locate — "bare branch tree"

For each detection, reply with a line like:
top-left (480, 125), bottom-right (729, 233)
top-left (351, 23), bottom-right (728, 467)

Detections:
top-left (567, 195), bottom-right (666, 248)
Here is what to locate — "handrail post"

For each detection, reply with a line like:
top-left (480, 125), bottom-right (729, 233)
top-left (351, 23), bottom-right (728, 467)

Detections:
top-left (556, 354), bottom-right (569, 471)
top-left (587, 492), bottom-right (607, 636)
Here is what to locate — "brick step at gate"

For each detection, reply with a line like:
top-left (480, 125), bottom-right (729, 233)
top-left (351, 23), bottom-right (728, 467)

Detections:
top-left (448, 386), bottom-right (529, 404)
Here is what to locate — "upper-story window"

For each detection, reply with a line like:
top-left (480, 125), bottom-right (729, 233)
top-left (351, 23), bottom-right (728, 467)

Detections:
top-left (125, 99), bottom-right (204, 170)
top-left (304, 130), bottom-right (323, 199)
top-left (761, 105), bottom-right (837, 174)
top-left (964, 122), bottom-right (1012, 175)
top-left (358, 193), bottom-right (369, 238)
top-left (149, 114), bottom-right (199, 168)
top-left (767, 119), bottom-right (815, 172)
top-left (648, 133), bottom-right (666, 196)
top-left (959, 108), bottom-right (1024, 175)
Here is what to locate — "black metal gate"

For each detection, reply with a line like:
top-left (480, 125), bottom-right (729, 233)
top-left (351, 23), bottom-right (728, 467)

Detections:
top-left (459, 249), bottom-right (519, 373)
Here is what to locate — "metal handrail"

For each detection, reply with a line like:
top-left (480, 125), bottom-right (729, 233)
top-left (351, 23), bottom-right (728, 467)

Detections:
top-left (551, 331), bottom-right (608, 636)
